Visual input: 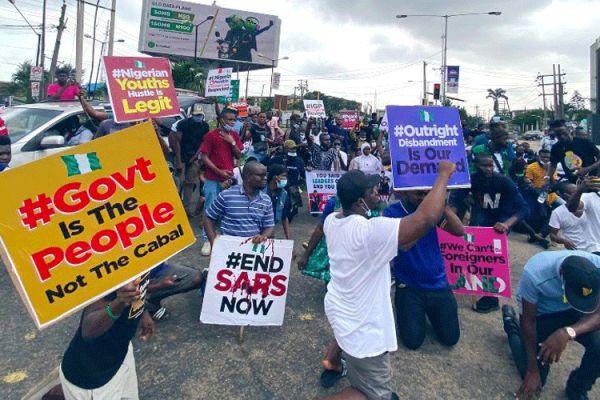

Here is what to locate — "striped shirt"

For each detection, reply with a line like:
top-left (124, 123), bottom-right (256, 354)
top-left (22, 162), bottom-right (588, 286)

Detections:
top-left (205, 185), bottom-right (274, 237)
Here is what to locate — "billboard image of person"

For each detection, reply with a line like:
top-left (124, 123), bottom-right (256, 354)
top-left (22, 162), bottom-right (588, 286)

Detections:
top-left (214, 14), bottom-right (275, 62)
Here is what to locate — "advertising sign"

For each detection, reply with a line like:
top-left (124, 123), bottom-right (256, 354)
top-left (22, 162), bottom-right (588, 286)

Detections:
top-left (0, 122), bottom-right (195, 328)
top-left (446, 65), bottom-right (460, 94)
top-left (103, 56), bottom-right (180, 123)
top-left (200, 236), bottom-right (293, 326)
top-left (303, 100), bottom-right (326, 118)
top-left (205, 67), bottom-right (233, 97)
top-left (386, 105), bottom-right (470, 190)
top-left (272, 72), bottom-right (281, 90)
top-left (139, 0), bottom-right (282, 69)
top-left (305, 170), bottom-right (344, 214)
top-left (438, 227), bottom-right (511, 298)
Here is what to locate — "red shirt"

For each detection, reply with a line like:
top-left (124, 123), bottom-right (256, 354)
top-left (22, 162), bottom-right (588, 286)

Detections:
top-left (200, 128), bottom-right (243, 182)
top-left (47, 83), bottom-right (79, 101)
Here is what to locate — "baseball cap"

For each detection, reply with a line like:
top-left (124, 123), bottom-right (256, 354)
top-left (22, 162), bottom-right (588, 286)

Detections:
top-left (191, 103), bottom-right (205, 116)
top-left (562, 255), bottom-right (600, 314)
top-left (284, 140), bottom-right (297, 151)
top-left (337, 170), bottom-right (381, 209)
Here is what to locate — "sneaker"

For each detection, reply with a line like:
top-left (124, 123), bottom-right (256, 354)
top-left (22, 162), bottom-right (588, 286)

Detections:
top-left (201, 241), bottom-right (211, 256)
top-left (501, 305), bottom-right (520, 335)
top-left (472, 296), bottom-right (500, 313)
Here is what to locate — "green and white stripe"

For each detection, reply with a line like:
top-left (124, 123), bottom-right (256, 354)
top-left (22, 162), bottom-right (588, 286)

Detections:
top-left (134, 60), bottom-right (145, 68)
top-left (61, 152), bottom-right (102, 176)
top-left (463, 233), bottom-right (475, 243)
top-left (420, 110), bottom-right (433, 123)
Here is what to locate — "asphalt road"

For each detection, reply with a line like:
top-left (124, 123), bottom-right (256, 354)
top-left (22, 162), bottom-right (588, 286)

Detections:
top-left (1, 201), bottom-right (599, 400)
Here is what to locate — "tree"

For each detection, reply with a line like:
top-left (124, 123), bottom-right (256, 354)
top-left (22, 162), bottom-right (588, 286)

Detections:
top-left (171, 60), bottom-right (207, 94)
top-left (486, 88), bottom-right (509, 115)
top-left (511, 109), bottom-right (545, 132)
top-left (458, 106), bottom-right (484, 128)
top-left (565, 90), bottom-right (590, 122)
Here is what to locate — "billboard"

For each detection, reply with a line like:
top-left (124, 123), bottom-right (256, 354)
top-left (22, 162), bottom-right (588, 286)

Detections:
top-left (139, 0), bottom-right (281, 70)
top-left (446, 65), bottom-right (460, 94)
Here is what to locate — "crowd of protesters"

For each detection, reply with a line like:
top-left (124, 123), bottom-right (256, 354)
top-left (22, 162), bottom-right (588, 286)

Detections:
top-left (4, 75), bottom-right (600, 400)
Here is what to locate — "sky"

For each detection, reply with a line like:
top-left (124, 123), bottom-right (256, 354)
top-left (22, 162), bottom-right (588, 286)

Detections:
top-left (1, 0), bottom-right (598, 119)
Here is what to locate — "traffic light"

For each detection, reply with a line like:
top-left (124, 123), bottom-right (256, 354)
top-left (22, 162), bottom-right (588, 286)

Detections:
top-left (433, 83), bottom-right (441, 100)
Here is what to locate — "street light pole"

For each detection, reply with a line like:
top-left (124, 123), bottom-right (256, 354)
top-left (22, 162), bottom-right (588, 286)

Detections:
top-left (257, 53), bottom-right (289, 98)
top-left (194, 16), bottom-right (214, 63)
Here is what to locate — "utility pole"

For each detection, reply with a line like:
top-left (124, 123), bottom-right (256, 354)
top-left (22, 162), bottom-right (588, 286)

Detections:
top-left (558, 64), bottom-right (565, 119)
top-left (40, 0), bottom-right (46, 99)
top-left (422, 61), bottom-right (427, 105)
top-left (75, 0), bottom-right (84, 82)
top-left (537, 74), bottom-right (548, 126)
top-left (552, 64), bottom-right (559, 116)
top-left (88, 0), bottom-right (102, 90)
top-left (537, 69), bottom-right (567, 123)
top-left (107, 0), bottom-right (116, 56)
top-left (49, 0), bottom-right (67, 82)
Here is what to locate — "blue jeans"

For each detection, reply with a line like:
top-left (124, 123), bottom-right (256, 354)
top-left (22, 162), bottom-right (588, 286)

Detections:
top-left (202, 179), bottom-right (222, 241)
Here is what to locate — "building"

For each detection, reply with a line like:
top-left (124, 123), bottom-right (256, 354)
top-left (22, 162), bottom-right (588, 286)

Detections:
top-left (590, 37), bottom-right (600, 144)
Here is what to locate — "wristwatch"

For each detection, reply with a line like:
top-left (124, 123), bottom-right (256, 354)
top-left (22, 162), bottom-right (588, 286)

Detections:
top-left (565, 326), bottom-right (577, 340)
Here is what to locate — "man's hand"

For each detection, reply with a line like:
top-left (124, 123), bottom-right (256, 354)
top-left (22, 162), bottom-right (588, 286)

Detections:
top-left (438, 161), bottom-right (457, 177)
top-left (217, 169), bottom-right (233, 180)
top-left (139, 311), bottom-right (154, 341)
top-left (112, 280), bottom-right (142, 313)
top-left (538, 328), bottom-right (570, 364)
top-left (580, 176), bottom-right (600, 192)
top-left (516, 370), bottom-right (542, 400)
top-left (159, 275), bottom-right (178, 289)
top-left (77, 88), bottom-right (87, 98)
top-left (494, 222), bottom-right (510, 233)
top-left (251, 234), bottom-right (269, 244)
top-left (563, 238), bottom-right (577, 250)
top-left (219, 131), bottom-right (236, 145)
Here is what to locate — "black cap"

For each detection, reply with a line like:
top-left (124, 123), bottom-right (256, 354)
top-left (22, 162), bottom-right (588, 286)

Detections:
top-left (337, 170), bottom-right (381, 209)
top-left (549, 119), bottom-right (566, 129)
top-left (562, 255), bottom-right (600, 314)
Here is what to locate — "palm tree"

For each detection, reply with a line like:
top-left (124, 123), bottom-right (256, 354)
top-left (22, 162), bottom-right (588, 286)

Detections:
top-left (486, 88), bottom-right (510, 115)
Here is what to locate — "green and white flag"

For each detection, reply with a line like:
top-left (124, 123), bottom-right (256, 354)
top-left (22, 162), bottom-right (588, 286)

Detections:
top-left (61, 153), bottom-right (102, 176)
top-left (463, 233), bottom-right (475, 243)
top-left (134, 60), bottom-right (145, 68)
top-left (419, 109), bottom-right (433, 123)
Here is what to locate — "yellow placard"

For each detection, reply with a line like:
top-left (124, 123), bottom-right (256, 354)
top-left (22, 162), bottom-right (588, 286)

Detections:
top-left (0, 122), bottom-right (195, 329)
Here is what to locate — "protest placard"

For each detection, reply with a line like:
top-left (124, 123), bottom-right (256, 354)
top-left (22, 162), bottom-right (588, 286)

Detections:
top-left (200, 236), bottom-right (293, 326)
top-left (303, 100), bottom-right (326, 118)
top-left (339, 110), bottom-right (359, 129)
top-left (437, 227), bottom-right (511, 298)
top-left (387, 105), bottom-right (470, 190)
top-left (0, 122), bottom-right (195, 328)
top-left (205, 67), bottom-right (233, 97)
top-left (306, 170), bottom-right (344, 214)
top-left (103, 56), bottom-right (180, 123)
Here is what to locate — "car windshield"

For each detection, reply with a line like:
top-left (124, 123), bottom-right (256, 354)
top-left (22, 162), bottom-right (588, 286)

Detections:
top-left (3, 107), bottom-right (63, 142)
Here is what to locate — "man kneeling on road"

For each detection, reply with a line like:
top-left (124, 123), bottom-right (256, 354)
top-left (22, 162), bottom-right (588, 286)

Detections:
top-left (502, 251), bottom-right (600, 400)
top-left (322, 162), bottom-right (456, 400)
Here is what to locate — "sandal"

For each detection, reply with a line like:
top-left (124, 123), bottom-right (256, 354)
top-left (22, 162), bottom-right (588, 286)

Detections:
top-left (320, 358), bottom-right (347, 388)
top-left (152, 307), bottom-right (169, 321)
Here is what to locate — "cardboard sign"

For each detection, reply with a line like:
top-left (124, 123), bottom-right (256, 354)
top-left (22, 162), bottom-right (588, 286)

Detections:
top-left (438, 227), bottom-right (511, 298)
top-left (200, 236), bottom-right (293, 326)
top-left (387, 105), bottom-right (470, 190)
top-left (306, 170), bottom-right (344, 214)
top-left (303, 100), bottom-right (326, 118)
top-left (0, 122), bottom-right (195, 328)
top-left (103, 56), bottom-right (180, 123)
top-left (339, 110), bottom-right (359, 129)
top-left (205, 67), bottom-right (233, 97)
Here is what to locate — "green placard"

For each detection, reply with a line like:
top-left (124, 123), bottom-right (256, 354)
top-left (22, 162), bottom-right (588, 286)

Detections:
top-left (150, 7), bottom-right (194, 22)
top-left (149, 19), bottom-right (193, 33)
top-left (218, 80), bottom-right (240, 103)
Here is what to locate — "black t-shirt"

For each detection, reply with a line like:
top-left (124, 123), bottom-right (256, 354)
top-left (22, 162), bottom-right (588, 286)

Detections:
top-left (61, 274), bottom-right (150, 389)
top-left (550, 137), bottom-right (600, 182)
top-left (267, 154), bottom-right (305, 186)
top-left (177, 117), bottom-right (210, 164)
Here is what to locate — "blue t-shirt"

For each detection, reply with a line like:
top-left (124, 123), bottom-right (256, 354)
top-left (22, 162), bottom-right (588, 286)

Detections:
top-left (516, 250), bottom-right (600, 316)
top-left (384, 201), bottom-right (449, 290)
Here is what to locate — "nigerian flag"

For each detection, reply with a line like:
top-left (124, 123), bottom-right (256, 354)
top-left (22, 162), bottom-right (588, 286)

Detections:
top-left (419, 109), bottom-right (433, 123)
top-left (61, 153), bottom-right (102, 176)
top-left (463, 233), bottom-right (475, 243)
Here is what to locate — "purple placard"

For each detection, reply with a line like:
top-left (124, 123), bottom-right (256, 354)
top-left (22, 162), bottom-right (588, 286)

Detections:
top-left (386, 105), bottom-right (470, 190)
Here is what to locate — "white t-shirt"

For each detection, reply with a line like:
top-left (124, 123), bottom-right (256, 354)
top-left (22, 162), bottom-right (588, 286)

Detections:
top-left (323, 213), bottom-right (401, 358)
top-left (352, 155), bottom-right (382, 176)
top-left (549, 193), bottom-right (600, 253)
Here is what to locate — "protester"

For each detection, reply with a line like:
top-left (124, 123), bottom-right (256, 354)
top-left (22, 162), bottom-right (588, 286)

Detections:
top-left (199, 109), bottom-right (244, 256)
top-left (169, 104), bottom-right (210, 216)
top-left (548, 120), bottom-right (600, 184)
top-left (266, 164), bottom-right (291, 239)
top-left (540, 127), bottom-right (558, 152)
top-left (328, 115), bottom-right (350, 152)
top-left (59, 278), bottom-right (154, 399)
top-left (502, 252), bottom-right (600, 400)
top-left (322, 164), bottom-right (456, 400)
top-left (549, 179), bottom-right (600, 254)
top-left (384, 190), bottom-right (463, 350)
top-left (47, 67), bottom-right (79, 101)
top-left (308, 133), bottom-right (339, 171)
top-left (470, 123), bottom-right (515, 176)
top-left (575, 126), bottom-right (588, 140)
top-left (525, 149), bottom-right (561, 207)
top-left (349, 142), bottom-right (382, 176)
top-left (267, 140), bottom-right (305, 221)
top-left (204, 161), bottom-right (274, 246)
top-left (0, 116), bottom-right (9, 136)
top-left (0, 135), bottom-right (11, 171)
top-left (64, 116), bottom-right (94, 146)
top-left (249, 112), bottom-right (270, 162)
top-left (331, 139), bottom-right (348, 171)
top-left (450, 154), bottom-right (529, 313)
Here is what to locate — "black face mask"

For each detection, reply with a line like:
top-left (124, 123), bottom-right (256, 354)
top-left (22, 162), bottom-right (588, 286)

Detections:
top-left (320, 143), bottom-right (330, 151)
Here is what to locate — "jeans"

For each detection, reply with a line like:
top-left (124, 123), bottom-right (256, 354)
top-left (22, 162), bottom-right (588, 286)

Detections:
top-left (504, 308), bottom-right (600, 391)
top-left (146, 263), bottom-right (201, 313)
top-left (394, 284), bottom-right (460, 350)
top-left (201, 180), bottom-right (222, 241)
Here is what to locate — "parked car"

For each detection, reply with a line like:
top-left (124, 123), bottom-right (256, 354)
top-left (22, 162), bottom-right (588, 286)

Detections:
top-left (5, 96), bottom-right (216, 168)
top-left (521, 130), bottom-right (543, 140)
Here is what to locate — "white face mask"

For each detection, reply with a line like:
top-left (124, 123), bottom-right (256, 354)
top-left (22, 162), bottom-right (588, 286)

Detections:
top-left (287, 152), bottom-right (297, 157)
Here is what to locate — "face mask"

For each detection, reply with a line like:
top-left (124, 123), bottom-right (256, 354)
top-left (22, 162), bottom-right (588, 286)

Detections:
top-left (371, 142), bottom-right (377, 148)
top-left (360, 198), bottom-right (372, 218)
top-left (223, 123), bottom-right (234, 132)
top-left (300, 133), bottom-right (305, 139)
top-left (277, 179), bottom-right (287, 189)
top-left (0, 163), bottom-right (8, 172)
top-left (332, 121), bottom-right (337, 126)
top-left (293, 123), bottom-right (299, 129)
top-left (193, 115), bottom-right (204, 123)
top-left (260, 134), bottom-right (266, 142)
top-left (287, 152), bottom-right (297, 157)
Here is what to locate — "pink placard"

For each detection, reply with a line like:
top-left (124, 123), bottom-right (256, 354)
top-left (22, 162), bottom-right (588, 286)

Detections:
top-left (437, 226), bottom-right (511, 298)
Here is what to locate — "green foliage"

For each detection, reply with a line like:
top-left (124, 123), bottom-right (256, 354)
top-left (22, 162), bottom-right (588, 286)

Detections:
top-left (565, 90), bottom-right (590, 122)
top-left (458, 106), bottom-right (484, 128)
top-left (298, 91), bottom-right (360, 114)
top-left (171, 60), bottom-right (207, 93)
top-left (486, 88), bottom-right (508, 115)
top-left (511, 109), bottom-right (545, 131)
